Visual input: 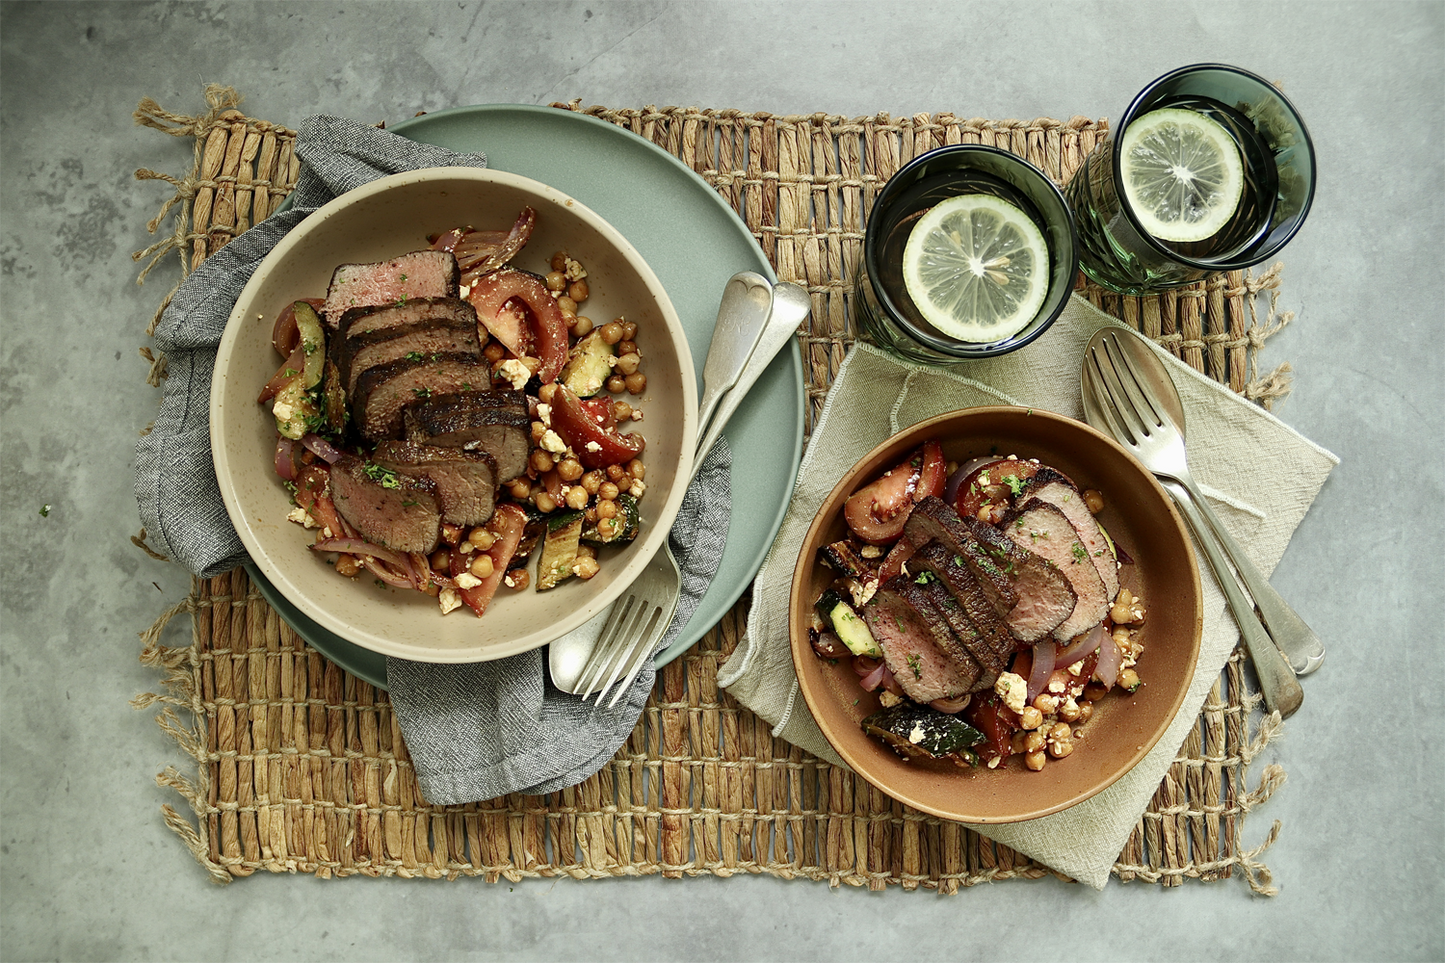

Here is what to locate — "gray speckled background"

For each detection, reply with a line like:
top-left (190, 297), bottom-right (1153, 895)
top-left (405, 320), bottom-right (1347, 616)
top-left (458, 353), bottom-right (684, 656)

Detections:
top-left (2, 2), bottom-right (1441, 961)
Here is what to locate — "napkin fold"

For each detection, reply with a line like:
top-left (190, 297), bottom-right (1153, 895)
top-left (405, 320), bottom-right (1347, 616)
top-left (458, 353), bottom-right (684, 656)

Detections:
top-left (134, 115), bottom-right (733, 805)
top-left (718, 294), bottom-right (1338, 889)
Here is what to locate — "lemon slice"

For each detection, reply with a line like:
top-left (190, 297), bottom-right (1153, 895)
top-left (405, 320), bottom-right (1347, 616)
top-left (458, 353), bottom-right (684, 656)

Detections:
top-left (1120, 107), bottom-right (1245, 243)
top-left (901, 194), bottom-right (1050, 343)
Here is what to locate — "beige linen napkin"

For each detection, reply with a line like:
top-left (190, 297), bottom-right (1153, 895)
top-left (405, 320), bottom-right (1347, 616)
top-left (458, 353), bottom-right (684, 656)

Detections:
top-left (718, 293), bottom-right (1338, 889)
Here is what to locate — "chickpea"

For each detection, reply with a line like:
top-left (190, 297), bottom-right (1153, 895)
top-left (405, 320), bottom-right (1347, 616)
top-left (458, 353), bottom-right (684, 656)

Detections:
top-left (556, 296), bottom-right (578, 316)
top-left (421, 580), bottom-right (441, 598)
top-left (626, 459), bottom-right (645, 481)
top-left (1018, 706), bottom-right (1044, 730)
top-left (1076, 700), bottom-right (1094, 724)
top-left (598, 481), bottom-right (620, 501)
top-left (530, 450), bottom-right (555, 474)
top-left (574, 556), bottom-right (600, 580)
top-left (483, 342), bottom-right (506, 363)
top-left (520, 355), bottom-right (541, 376)
top-left (594, 516), bottom-right (618, 539)
top-left (599, 321), bottom-right (625, 345)
top-left (530, 421), bottom-right (547, 444)
top-left (537, 382), bottom-right (558, 405)
top-left (564, 486), bottom-right (588, 510)
top-left (1011, 731), bottom-right (1029, 755)
top-left (544, 270), bottom-right (566, 292)
top-left (441, 522), bottom-right (465, 546)
top-left (1084, 488), bottom-right (1105, 514)
top-left (1047, 723), bottom-right (1075, 759)
top-left (507, 478), bottom-right (532, 501)
top-left (612, 400), bottom-right (634, 422)
top-left (615, 352), bottom-right (641, 376)
top-left (534, 491), bottom-right (557, 513)
top-left (620, 320), bottom-right (638, 341)
top-left (575, 543), bottom-right (596, 560)
top-left (1033, 693), bottom-right (1060, 715)
top-left (505, 568), bottom-right (530, 591)
top-left (624, 372), bottom-right (647, 395)
top-left (616, 339), bottom-right (638, 357)
top-left (550, 251), bottom-right (568, 272)
top-left (580, 471), bottom-right (603, 495)
top-left (430, 549), bottom-right (451, 572)
top-left (567, 279), bottom-right (589, 302)
top-left (556, 457), bottom-right (583, 482)
top-left (571, 316), bottom-right (594, 338)
top-left (1024, 751), bottom-right (1048, 772)
top-left (596, 499), bottom-right (619, 520)
top-left (468, 527), bottom-right (496, 551)
top-left (605, 374), bottom-right (627, 394)
top-left (1082, 682), bottom-right (1110, 703)
top-left (469, 554), bottom-right (495, 579)
top-left (605, 464), bottom-right (627, 482)
top-left (1023, 729), bottom-right (1047, 753)
top-left (1058, 698), bottom-right (1082, 723)
top-left (334, 555), bottom-right (362, 578)
top-left (1118, 668), bottom-right (1141, 692)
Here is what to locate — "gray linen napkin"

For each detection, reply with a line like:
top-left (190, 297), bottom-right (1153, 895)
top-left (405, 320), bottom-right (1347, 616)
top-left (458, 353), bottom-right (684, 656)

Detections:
top-left (718, 295), bottom-right (1338, 889)
top-left (134, 114), bottom-right (732, 805)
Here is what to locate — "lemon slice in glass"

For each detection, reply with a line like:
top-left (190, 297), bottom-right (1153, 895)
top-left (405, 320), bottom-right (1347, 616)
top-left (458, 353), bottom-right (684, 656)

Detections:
top-left (1120, 107), bottom-right (1245, 243)
top-left (901, 193), bottom-right (1050, 343)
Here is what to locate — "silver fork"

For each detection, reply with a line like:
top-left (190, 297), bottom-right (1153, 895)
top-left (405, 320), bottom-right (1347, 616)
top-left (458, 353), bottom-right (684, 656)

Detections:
top-left (570, 541), bottom-right (681, 708)
top-left (1081, 329), bottom-right (1304, 718)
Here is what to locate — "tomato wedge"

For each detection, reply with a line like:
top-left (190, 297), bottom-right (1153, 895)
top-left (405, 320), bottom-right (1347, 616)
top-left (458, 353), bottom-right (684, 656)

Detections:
top-left (842, 442), bottom-right (942, 545)
top-left (466, 267), bottom-right (568, 384)
top-left (449, 504), bottom-right (528, 617)
top-left (549, 384), bottom-right (645, 469)
top-left (914, 440), bottom-right (946, 502)
top-left (953, 457), bottom-right (1039, 522)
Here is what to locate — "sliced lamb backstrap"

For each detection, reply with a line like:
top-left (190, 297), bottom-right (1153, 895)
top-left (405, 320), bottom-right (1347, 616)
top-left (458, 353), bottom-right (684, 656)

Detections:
top-left (862, 575), bottom-right (979, 703)
top-left (1007, 502), bottom-right (1110, 641)
top-left (322, 250), bottom-right (460, 329)
top-left (371, 440), bottom-right (498, 528)
top-left (338, 295), bottom-right (477, 338)
top-left (909, 542), bottom-right (1018, 683)
top-left (351, 354), bottom-right (495, 442)
top-left (403, 390), bottom-right (530, 483)
top-left (328, 454), bottom-right (442, 555)
top-left (1013, 471), bottom-right (1120, 602)
top-left (335, 316), bottom-right (483, 397)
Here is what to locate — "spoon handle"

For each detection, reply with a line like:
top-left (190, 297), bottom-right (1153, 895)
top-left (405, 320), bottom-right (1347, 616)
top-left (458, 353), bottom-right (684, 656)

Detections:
top-left (1163, 480), bottom-right (1303, 718)
top-left (1176, 474), bottom-right (1325, 676)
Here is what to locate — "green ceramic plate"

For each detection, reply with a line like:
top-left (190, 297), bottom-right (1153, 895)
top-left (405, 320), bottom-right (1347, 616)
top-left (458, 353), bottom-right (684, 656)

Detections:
top-left (250, 104), bottom-right (804, 688)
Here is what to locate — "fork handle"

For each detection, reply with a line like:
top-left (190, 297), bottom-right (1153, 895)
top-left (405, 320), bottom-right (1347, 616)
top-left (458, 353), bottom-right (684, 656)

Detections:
top-left (1174, 474), bottom-right (1325, 676)
top-left (1164, 481), bottom-right (1303, 719)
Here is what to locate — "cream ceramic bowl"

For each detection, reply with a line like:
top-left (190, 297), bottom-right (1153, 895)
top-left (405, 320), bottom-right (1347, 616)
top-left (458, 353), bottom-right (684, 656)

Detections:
top-left (790, 407), bottom-right (1201, 823)
top-left (212, 168), bottom-right (696, 663)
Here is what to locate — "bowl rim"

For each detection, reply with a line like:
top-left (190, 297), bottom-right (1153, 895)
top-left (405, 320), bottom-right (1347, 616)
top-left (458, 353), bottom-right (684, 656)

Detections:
top-left (211, 166), bottom-right (697, 663)
top-left (788, 405), bottom-right (1202, 823)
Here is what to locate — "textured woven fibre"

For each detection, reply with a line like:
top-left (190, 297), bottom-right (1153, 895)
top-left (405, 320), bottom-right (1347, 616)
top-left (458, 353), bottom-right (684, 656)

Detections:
top-left (134, 86), bottom-right (1293, 893)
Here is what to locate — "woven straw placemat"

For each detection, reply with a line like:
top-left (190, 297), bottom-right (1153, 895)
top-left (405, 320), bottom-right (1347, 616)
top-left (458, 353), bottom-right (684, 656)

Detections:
top-left (132, 86), bottom-right (1294, 893)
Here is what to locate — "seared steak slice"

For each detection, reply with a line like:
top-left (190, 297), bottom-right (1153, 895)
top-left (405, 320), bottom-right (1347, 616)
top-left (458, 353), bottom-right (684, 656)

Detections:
top-left (352, 354), bottom-right (494, 442)
top-left (372, 440), bottom-right (498, 527)
top-left (905, 497), bottom-right (1076, 641)
top-left (338, 295), bottom-right (477, 338)
top-left (910, 543), bottom-right (1017, 681)
top-left (337, 317), bottom-right (483, 396)
top-left (322, 250), bottom-right (460, 329)
top-left (1007, 503), bottom-right (1110, 641)
top-left (910, 575), bottom-right (1000, 690)
top-left (862, 576), bottom-right (978, 703)
top-left (402, 390), bottom-right (530, 483)
top-left (329, 455), bottom-right (441, 554)
top-left (1014, 475), bottom-right (1120, 603)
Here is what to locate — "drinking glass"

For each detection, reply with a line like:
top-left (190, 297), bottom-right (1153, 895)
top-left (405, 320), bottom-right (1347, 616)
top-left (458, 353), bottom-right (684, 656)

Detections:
top-left (1066, 63), bottom-right (1316, 295)
top-left (855, 144), bottom-right (1079, 364)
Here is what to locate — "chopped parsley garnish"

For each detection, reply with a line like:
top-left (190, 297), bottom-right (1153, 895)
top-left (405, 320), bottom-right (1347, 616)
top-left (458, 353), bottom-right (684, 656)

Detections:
top-left (913, 570), bottom-right (934, 585)
top-left (361, 462), bottom-right (402, 489)
top-left (404, 351), bottom-right (425, 362)
top-left (906, 653), bottom-right (923, 679)
top-left (1071, 541), bottom-right (1087, 563)
top-left (1004, 475), bottom-right (1028, 497)
top-left (413, 387), bottom-right (432, 399)
top-left (39, 504), bottom-right (50, 518)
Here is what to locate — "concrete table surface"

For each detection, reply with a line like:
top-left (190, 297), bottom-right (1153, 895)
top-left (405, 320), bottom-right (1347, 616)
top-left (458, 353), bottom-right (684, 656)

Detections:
top-left (2, 2), bottom-right (1440, 961)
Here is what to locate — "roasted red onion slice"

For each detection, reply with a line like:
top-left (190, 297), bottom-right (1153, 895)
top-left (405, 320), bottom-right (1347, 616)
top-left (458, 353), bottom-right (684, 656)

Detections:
top-left (274, 437), bottom-right (298, 481)
top-left (1056, 623), bottom-right (1105, 668)
top-left (855, 656), bottom-right (887, 692)
top-left (311, 536), bottom-right (413, 571)
top-left (1096, 630), bottom-right (1123, 689)
top-left (361, 556), bottom-right (415, 590)
top-left (943, 456), bottom-right (1000, 505)
top-left (299, 432), bottom-right (344, 465)
top-left (1026, 639), bottom-right (1057, 703)
top-left (929, 693), bottom-right (972, 714)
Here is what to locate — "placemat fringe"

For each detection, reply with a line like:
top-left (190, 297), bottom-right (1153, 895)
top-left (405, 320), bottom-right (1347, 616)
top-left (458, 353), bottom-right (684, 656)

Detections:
top-left (133, 90), bottom-right (1295, 893)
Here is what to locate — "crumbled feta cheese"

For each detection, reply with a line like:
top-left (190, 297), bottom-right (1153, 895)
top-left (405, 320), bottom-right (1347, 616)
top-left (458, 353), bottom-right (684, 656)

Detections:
top-left (629, 479), bottom-right (646, 499)
top-left (908, 723), bottom-right (927, 744)
top-left (563, 257), bottom-right (587, 281)
top-left (859, 545), bottom-right (883, 559)
top-left (495, 359), bottom-right (530, 390)
top-left (438, 588), bottom-right (463, 615)
top-left (631, 410), bottom-right (644, 421)
top-left (540, 429), bottom-right (567, 454)
top-left (995, 671), bottom-right (1028, 713)
top-left (454, 573), bottom-right (482, 590)
top-left (537, 403), bottom-right (552, 425)
top-left (584, 440), bottom-right (602, 453)
top-left (287, 506), bottom-right (320, 529)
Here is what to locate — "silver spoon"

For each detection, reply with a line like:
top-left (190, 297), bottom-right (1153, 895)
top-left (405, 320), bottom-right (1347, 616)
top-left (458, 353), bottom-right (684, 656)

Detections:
top-left (1083, 328), bottom-right (1324, 677)
top-left (548, 277), bottom-right (809, 694)
top-left (696, 272), bottom-right (775, 445)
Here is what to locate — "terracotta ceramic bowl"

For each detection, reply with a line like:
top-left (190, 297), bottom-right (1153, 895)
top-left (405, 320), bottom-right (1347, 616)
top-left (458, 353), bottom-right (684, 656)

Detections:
top-left (790, 407), bottom-right (1201, 823)
top-left (213, 168), bottom-right (695, 663)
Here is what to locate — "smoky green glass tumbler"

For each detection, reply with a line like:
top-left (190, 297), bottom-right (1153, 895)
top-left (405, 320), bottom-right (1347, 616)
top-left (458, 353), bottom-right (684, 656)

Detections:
top-left (1066, 63), bottom-right (1316, 295)
top-left (855, 145), bottom-right (1078, 364)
